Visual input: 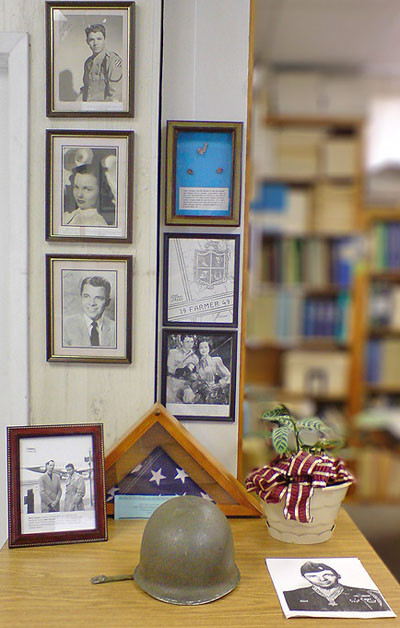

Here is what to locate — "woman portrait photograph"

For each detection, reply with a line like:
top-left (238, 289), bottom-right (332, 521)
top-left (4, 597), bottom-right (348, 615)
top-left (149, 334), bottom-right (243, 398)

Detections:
top-left (161, 330), bottom-right (237, 421)
top-left (47, 255), bottom-right (132, 363)
top-left (46, 130), bottom-right (133, 241)
top-left (46, 2), bottom-right (135, 116)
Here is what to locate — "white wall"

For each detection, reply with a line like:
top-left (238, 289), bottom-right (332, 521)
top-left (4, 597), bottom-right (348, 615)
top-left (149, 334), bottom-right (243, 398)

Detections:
top-left (0, 1), bottom-right (162, 452)
top-left (0, 32), bottom-right (29, 549)
top-left (160, 0), bottom-right (251, 475)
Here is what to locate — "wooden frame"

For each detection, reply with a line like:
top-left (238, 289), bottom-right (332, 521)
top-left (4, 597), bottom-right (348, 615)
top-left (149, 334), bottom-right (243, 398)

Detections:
top-left (105, 403), bottom-right (263, 517)
top-left (165, 120), bottom-right (243, 226)
top-left (46, 254), bottom-right (132, 363)
top-left (161, 329), bottom-right (238, 422)
top-left (46, 129), bottom-right (134, 242)
top-left (7, 423), bottom-right (107, 548)
top-left (46, 1), bottom-right (135, 117)
top-left (163, 233), bottom-right (240, 327)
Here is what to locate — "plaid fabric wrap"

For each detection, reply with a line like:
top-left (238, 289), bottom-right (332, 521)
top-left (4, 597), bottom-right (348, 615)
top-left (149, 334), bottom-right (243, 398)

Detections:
top-left (245, 451), bottom-right (354, 523)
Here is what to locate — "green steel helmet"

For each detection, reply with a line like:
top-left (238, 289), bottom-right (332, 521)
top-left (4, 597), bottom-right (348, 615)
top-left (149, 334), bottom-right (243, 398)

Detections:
top-left (134, 495), bottom-right (240, 605)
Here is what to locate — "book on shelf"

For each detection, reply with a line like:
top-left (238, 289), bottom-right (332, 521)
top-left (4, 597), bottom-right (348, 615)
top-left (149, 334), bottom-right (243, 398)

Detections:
top-left (283, 349), bottom-right (350, 396)
top-left (246, 290), bottom-right (277, 344)
top-left (322, 136), bottom-right (358, 178)
top-left (370, 222), bottom-right (400, 271)
top-left (275, 128), bottom-right (323, 178)
top-left (368, 281), bottom-right (400, 330)
top-left (250, 183), bottom-right (312, 235)
top-left (313, 182), bottom-right (356, 234)
top-left (366, 338), bottom-right (400, 387)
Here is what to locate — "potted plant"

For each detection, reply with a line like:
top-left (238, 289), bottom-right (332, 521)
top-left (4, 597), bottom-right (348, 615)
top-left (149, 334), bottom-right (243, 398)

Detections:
top-left (245, 404), bottom-right (354, 544)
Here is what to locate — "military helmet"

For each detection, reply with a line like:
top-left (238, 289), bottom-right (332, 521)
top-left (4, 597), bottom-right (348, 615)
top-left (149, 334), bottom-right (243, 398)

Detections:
top-left (134, 495), bottom-right (240, 605)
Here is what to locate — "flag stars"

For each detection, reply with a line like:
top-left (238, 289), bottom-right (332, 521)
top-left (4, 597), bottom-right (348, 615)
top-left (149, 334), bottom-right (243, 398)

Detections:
top-left (200, 492), bottom-right (213, 501)
top-left (149, 468), bottom-right (166, 486)
top-left (174, 468), bottom-right (189, 484)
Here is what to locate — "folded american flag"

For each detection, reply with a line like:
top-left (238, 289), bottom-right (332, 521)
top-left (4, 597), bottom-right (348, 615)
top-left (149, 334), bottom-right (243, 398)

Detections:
top-left (107, 446), bottom-right (212, 502)
top-left (245, 451), bottom-right (354, 523)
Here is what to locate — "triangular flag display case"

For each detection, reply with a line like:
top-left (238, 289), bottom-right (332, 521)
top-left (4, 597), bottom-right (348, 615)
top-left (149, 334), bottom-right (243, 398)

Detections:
top-left (105, 403), bottom-right (263, 517)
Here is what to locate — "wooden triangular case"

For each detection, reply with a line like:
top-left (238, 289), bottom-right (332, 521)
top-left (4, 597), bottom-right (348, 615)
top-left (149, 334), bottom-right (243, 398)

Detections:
top-left (105, 402), bottom-right (263, 517)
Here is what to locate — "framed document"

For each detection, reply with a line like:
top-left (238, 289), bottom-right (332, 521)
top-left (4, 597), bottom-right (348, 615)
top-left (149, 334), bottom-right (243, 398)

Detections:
top-left (46, 1), bottom-right (135, 117)
top-left (161, 329), bottom-right (237, 422)
top-left (7, 423), bottom-right (107, 548)
top-left (46, 130), bottom-right (134, 242)
top-left (165, 121), bottom-right (243, 226)
top-left (46, 254), bottom-right (132, 363)
top-left (163, 233), bottom-right (240, 327)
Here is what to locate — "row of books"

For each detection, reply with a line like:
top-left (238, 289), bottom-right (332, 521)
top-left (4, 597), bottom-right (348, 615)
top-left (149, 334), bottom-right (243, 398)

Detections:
top-left (355, 447), bottom-right (400, 501)
top-left (263, 125), bottom-right (358, 179)
top-left (250, 181), bottom-right (356, 236)
top-left (247, 288), bottom-right (351, 344)
top-left (258, 235), bottom-right (356, 287)
top-left (370, 222), bottom-right (400, 271)
top-left (365, 338), bottom-right (400, 386)
top-left (368, 281), bottom-right (400, 329)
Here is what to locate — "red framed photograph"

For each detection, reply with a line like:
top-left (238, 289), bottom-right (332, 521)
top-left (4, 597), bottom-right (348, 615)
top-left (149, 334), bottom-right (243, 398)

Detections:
top-left (7, 423), bottom-right (107, 548)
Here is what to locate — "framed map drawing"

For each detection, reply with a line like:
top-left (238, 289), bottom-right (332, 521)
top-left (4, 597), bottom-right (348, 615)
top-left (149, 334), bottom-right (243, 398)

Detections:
top-left (46, 130), bottom-right (134, 242)
top-left (160, 329), bottom-right (237, 422)
top-left (46, 1), bottom-right (135, 117)
top-left (46, 255), bottom-right (132, 363)
top-left (165, 121), bottom-right (243, 226)
top-left (163, 234), bottom-right (240, 327)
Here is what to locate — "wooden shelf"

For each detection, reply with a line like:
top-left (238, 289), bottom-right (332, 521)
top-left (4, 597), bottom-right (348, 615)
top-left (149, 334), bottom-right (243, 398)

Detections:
top-left (265, 115), bottom-right (363, 129)
top-left (366, 384), bottom-right (400, 394)
top-left (368, 270), bottom-right (400, 282)
top-left (246, 339), bottom-right (349, 351)
top-left (368, 327), bottom-right (400, 338)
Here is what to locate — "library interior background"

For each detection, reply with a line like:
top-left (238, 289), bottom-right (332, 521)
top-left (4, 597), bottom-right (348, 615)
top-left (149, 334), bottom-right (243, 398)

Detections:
top-left (244, 0), bottom-right (400, 580)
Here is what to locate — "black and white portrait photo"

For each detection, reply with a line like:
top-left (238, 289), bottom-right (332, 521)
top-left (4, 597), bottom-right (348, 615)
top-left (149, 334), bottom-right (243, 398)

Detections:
top-left (266, 558), bottom-right (395, 619)
top-left (47, 255), bottom-right (132, 363)
top-left (163, 234), bottom-right (240, 327)
top-left (161, 329), bottom-right (237, 421)
top-left (7, 424), bottom-right (108, 548)
top-left (46, 2), bottom-right (135, 116)
top-left (46, 130), bottom-right (133, 241)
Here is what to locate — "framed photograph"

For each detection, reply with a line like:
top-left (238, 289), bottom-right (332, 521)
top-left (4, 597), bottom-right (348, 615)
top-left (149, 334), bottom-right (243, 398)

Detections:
top-left (46, 254), bottom-right (132, 363)
top-left (161, 329), bottom-right (238, 422)
top-left (7, 423), bottom-right (107, 548)
top-left (163, 233), bottom-right (240, 327)
top-left (166, 121), bottom-right (243, 226)
top-left (46, 130), bottom-right (134, 242)
top-left (46, 1), bottom-right (135, 117)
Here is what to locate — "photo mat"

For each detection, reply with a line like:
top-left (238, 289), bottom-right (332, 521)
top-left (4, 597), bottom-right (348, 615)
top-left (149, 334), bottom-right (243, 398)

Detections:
top-left (46, 1), bottom-right (135, 117)
top-left (46, 255), bottom-right (132, 363)
top-left (46, 130), bottom-right (134, 241)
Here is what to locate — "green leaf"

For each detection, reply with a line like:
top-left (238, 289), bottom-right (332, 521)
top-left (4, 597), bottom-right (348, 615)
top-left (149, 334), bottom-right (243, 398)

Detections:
top-left (296, 417), bottom-right (325, 432)
top-left (271, 426), bottom-right (290, 455)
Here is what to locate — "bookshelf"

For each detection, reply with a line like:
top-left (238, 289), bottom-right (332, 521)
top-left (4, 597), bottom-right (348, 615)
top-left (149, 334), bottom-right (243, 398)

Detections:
top-left (246, 116), bottom-right (363, 421)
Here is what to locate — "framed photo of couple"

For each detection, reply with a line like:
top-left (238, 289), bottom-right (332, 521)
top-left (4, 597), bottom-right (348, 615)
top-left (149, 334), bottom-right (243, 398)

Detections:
top-left (160, 329), bottom-right (238, 422)
top-left (46, 130), bottom-right (134, 242)
top-left (46, 1), bottom-right (135, 117)
top-left (7, 423), bottom-right (107, 548)
top-left (165, 120), bottom-right (243, 226)
top-left (46, 254), bottom-right (132, 363)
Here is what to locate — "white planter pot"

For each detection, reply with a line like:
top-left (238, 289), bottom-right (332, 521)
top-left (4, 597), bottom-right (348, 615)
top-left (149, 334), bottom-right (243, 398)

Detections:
top-left (263, 481), bottom-right (352, 544)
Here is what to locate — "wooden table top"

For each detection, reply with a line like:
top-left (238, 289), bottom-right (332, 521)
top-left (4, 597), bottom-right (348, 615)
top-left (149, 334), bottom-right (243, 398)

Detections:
top-left (0, 509), bottom-right (399, 627)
